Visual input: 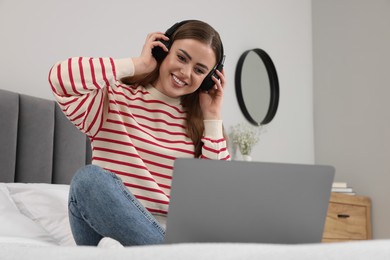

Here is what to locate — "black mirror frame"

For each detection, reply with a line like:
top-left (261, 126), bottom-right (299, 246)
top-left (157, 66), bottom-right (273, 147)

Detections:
top-left (235, 48), bottom-right (279, 126)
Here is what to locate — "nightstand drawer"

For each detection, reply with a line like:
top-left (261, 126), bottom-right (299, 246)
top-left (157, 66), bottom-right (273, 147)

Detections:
top-left (323, 202), bottom-right (367, 240)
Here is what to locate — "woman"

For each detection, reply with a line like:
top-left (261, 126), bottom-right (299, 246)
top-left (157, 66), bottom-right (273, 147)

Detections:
top-left (48, 20), bottom-right (230, 246)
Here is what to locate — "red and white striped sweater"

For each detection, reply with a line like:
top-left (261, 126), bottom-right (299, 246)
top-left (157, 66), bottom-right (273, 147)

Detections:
top-left (49, 57), bottom-right (230, 215)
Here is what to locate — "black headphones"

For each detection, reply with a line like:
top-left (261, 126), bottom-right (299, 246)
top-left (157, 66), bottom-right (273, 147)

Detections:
top-left (152, 20), bottom-right (225, 91)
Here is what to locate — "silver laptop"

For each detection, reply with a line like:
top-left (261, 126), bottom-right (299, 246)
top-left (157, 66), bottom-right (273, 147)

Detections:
top-left (164, 158), bottom-right (335, 244)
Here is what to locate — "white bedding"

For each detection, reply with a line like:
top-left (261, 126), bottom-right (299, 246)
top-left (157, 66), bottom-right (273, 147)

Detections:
top-left (1, 182), bottom-right (390, 260)
top-left (0, 182), bottom-right (75, 246)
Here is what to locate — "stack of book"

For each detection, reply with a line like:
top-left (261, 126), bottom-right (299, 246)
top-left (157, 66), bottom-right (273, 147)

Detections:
top-left (332, 182), bottom-right (356, 195)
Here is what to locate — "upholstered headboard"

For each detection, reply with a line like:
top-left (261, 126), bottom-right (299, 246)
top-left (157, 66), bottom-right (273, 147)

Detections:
top-left (0, 89), bottom-right (91, 184)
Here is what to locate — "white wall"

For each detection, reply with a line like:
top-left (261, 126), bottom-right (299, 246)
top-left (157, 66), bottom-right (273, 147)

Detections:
top-left (0, 0), bottom-right (314, 163)
top-left (313, 0), bottom-right (390, 238)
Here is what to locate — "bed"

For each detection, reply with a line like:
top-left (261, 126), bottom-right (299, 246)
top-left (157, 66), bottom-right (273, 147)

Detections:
top-left (1, 88), bottom-right (390, 259)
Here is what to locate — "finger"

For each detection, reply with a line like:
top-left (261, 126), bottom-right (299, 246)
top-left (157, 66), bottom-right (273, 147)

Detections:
top-left (215, 69), bottom-right (225, 84)
top-left (219, 70), bottom-right (227, 90)
top-left (210, 76), bottom-right (222, 92)
top-left (152, 32), bottom-right (169, 43)
top-left (213, 71), bottom-right (225, 90)
top-left (146, 33), bottom-right (169, 47)
top-left (152, 33), bottom-right (169, 52)
top-left (151, 40), bottom-right (169, 52)
top-left (144, 33), bottom-right (170, 56)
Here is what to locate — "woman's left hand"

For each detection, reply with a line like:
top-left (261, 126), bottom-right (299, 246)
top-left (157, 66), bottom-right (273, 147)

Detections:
top-left (199, 69), bottom-right (226, 120)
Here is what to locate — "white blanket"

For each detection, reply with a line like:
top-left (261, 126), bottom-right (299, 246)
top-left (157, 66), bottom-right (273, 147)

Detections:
top-left (1, 182), bottom-right (390, 260)
top-left (1, 240), bottom-right (390, 260)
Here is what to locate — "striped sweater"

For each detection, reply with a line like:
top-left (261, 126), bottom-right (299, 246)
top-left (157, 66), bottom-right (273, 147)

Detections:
top-left (48, 57), bottom-right (230, 215)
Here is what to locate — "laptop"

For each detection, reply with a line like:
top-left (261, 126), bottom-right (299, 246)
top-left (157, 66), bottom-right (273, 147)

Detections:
top-left (164, 158), bottom-right (335, 244)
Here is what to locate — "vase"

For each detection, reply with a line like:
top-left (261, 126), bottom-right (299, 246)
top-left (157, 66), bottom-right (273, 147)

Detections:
top-left (242, 155), bottom-right (252, 161)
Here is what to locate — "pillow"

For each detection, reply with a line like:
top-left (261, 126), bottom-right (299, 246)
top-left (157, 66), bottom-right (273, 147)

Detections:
top-left (6, 183), bottom-right (76, 246)
top-left (0, 184), bottom-right (57, 244)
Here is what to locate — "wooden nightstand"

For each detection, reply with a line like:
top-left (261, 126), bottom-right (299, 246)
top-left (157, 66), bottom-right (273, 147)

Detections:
top-left (322, 193), bottom-right (372, 242)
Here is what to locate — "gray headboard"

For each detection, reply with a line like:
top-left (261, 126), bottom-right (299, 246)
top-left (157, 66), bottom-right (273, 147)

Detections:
top-left (0, 89), bottom-right (91, 184)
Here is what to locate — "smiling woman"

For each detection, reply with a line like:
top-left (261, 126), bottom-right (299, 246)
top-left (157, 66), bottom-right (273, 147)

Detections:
top-left (48, 19), bottom-right (230, 247)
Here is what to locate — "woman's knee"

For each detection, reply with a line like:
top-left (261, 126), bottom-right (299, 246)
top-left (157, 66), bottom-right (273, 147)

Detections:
top-left (71, 164), bottom-right (102, 182)
top-left (70, 165), bottom-right (110, 197)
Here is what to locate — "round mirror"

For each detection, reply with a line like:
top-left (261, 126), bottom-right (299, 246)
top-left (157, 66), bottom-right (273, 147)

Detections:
top-left (235, 48), bottom-right (279, 126)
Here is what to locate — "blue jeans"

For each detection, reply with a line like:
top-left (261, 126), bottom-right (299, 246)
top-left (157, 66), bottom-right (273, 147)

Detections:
top-left (68, 164), bottom-right (165, 246)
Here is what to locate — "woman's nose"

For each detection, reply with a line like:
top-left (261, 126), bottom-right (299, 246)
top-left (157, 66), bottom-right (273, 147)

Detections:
top-left (179, 64), bottom-right (191, 77)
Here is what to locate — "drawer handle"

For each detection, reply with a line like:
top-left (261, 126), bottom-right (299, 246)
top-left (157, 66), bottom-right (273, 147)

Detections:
top-left (337, 214), bottom-right (350, 219)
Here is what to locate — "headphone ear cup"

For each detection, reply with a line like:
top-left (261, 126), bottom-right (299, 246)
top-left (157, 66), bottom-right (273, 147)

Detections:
top-left (199, 70), bottom-right (216, 91)
top-left (152, 40), bottom-right (171, 62)
top-left (199, 58), bottom-right (224, 91)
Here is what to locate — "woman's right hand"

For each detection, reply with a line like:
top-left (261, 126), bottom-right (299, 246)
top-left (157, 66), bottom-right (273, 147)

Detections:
top-left (132, 32), bottom-right (169, 76)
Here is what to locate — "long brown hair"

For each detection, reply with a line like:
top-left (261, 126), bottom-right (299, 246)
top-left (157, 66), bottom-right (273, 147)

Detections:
top-left (122, 20), bottom-right (224, 157)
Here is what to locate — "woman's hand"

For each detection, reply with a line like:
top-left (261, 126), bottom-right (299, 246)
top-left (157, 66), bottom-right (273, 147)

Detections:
top-left (199, 69), bottom-right (226, 120)
top-left (132, 32), bottom-right (169, 76)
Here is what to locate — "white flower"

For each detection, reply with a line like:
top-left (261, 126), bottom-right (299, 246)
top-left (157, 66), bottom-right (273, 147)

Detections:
top-left (230, 123), bottom-right (261, 155)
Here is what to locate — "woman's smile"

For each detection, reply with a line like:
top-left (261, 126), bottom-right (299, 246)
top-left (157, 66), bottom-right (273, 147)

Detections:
top-left (172, 74), bottom-right (187, 87)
